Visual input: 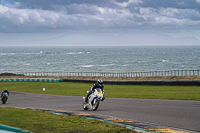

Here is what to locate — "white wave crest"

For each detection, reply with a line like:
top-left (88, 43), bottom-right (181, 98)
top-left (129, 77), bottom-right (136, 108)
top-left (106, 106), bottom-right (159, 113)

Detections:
top-left (81, 65), bottom-right (94, 68)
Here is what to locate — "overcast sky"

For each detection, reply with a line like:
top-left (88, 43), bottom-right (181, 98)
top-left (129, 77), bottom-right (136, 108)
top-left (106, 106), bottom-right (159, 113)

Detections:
top-left (1, 0), bottom-right (200, 46)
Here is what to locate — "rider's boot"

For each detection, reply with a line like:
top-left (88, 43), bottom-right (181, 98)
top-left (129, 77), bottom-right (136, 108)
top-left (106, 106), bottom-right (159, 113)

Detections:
top-left (101, 95), bottom-right (105, 101)
top-left (85, 93), bottom-right (89, 103)
top-left (85, 96), bottom-right (88, 103)
top-left (85, 91), bottom-right (92, 103)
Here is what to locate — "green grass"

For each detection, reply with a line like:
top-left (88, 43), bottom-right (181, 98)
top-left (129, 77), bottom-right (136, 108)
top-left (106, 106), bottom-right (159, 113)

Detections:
top-left (0, 107), bottom-right (135, 133)
top-left (0, 82), bottom-right (199, 133)
top-left (106, 84), bottom-right (200, 100)
top-left (0, 82), bottom-right (200, 100)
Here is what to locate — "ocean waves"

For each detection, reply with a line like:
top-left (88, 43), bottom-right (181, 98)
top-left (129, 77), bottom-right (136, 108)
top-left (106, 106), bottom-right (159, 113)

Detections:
top-left (0, 45), bottom-right (200, 73)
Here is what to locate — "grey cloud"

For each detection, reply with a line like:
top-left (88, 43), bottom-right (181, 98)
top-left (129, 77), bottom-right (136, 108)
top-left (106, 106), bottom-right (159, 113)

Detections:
top-left (2, 0), bottom-right (200, 10)
top-left (141, 0), bottom-right (200, 10)
top-left (111, 0), bottom-right (143, 8)
top-left (0, 0), bottom-right (200, 34)
top-left (0, 3), bottom-right (134, 28)
top-left (0, 0), bottom-right (106, 10)
top-left (160, 8), bottom-right (200, 21)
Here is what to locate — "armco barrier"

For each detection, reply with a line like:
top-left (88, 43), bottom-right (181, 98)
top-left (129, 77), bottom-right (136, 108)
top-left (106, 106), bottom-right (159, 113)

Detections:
top-left (0, 78), bottom-right (62, 82)
top-left (63, 79), bottom-right (200, 86)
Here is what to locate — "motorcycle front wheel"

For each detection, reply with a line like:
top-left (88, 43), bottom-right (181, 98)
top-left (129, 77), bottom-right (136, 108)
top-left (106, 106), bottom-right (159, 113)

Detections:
top-left (92, 98), bottom-right (100, 111)
top-left (83, 102), bottom-right (89, 110)
top-left (2, 98), bottom-right (7, 104)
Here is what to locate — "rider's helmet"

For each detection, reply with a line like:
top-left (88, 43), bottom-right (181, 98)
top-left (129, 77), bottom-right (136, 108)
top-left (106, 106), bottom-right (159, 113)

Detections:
top-left (97, 79), bottom-right (103, 85)
top-left (4, 89), bottom-right (7, 92)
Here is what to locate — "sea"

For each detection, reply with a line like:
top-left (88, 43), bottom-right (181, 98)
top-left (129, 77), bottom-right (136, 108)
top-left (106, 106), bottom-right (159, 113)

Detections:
top-left (0, 45), bottom-right (200, 73)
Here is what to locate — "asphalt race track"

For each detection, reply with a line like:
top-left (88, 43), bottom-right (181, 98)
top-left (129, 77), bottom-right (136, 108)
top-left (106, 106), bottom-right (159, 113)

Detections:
top-left (1, 92), bottom-right (200, 132)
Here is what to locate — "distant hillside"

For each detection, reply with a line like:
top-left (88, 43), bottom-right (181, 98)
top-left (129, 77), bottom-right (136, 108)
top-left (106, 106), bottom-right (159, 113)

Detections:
top-left (1, 32), bottom-right (200, 46)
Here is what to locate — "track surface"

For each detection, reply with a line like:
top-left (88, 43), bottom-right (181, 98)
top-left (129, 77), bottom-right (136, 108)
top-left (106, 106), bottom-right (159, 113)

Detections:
top-left (1, 92), bottom-right (200, 132)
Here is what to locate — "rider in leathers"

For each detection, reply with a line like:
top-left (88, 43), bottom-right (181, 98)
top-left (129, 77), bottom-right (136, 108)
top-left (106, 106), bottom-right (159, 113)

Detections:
top-left (85, 79), bottom-right (105, 103)
top-left (1, 89), bottom-right (9, 98)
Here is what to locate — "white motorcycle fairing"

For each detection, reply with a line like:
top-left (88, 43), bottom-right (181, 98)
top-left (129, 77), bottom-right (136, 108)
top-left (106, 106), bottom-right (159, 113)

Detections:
top-left (83, 88), bottom-right (103, 111)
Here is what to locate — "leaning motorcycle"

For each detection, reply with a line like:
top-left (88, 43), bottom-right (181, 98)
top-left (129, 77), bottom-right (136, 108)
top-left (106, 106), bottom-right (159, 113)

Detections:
top-left (83, 88), bottom-right (104, 111)
top-left (1, 92), bottom-right (8, 104)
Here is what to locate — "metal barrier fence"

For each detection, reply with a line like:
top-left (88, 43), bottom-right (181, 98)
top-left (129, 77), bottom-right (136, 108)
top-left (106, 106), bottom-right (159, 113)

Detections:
top-left (4, 70), bottom-right (199, 77)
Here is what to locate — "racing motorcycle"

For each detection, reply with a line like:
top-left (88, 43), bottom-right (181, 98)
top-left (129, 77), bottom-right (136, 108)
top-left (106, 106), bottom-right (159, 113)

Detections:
top-left (1, 92), bottom-right (8, 104)
top-left (83, 88), bottom-right (104, 111)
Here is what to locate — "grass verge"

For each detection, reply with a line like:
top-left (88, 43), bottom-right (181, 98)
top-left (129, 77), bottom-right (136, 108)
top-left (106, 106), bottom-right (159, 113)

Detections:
top-left (0, 107), bottom-right (135, 133)
top-left (0, 82), bottom-right (200, 100)
top-left (0, 82), bottom-right (199, 132)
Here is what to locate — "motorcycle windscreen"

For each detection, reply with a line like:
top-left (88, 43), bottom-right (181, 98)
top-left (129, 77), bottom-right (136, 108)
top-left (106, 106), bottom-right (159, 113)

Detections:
top-left (96, 88), bottom-right (102, 95)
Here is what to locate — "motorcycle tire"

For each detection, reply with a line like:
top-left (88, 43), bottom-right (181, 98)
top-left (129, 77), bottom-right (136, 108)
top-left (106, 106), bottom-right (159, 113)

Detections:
top-left (92, 98), bottom-right (100, 111)
top-left (2, 98), bottom-right (7, 104)
top-left (83, 102), bottom-right (89, 110)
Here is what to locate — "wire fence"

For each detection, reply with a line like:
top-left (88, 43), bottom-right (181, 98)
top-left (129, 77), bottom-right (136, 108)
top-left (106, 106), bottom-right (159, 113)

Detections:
top-left (4, 70), bottom-right (199, 77)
